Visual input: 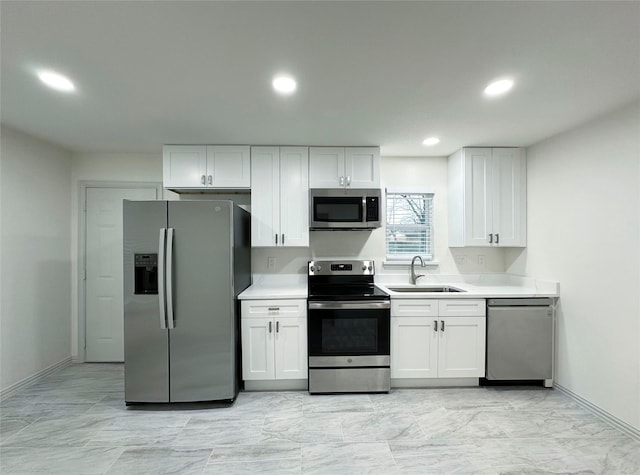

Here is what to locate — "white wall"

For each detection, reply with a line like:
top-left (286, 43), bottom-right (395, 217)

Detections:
top-left (70, 152), bottom-right (164, 357)
top-left (506, 101), bottom-right (640, 430)
top-left (1, 125), bottom-right (72, 392)
top-left (252, 156), bottom-right (506, 276)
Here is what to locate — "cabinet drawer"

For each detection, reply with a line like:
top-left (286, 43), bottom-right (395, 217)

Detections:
top-left (438, 299), bottom-right (485, 317)
top-left (242, 299), bottom-right (306, 318)
top-left (391, 299), bottom-right (438, 317)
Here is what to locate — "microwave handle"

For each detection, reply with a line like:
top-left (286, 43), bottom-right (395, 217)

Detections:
top-left (362, 196), bottom-right (367, 222)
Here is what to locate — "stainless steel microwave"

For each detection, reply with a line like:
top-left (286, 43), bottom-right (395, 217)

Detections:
top-left (309, 188), bottom-right (382, 230)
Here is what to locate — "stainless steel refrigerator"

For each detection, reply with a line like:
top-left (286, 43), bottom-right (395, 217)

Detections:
top-left (123, 200), bottom-right (251, 404)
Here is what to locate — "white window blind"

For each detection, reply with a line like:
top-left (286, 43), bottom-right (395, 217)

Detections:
top-left (386, 191), bottom-right (434, 260)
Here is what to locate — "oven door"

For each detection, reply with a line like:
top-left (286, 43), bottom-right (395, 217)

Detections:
top-left (307, 300), bottom-right (390, 366)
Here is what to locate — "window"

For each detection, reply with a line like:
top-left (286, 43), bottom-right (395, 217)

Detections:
top-left (385, 191), bottom-right (434, 261)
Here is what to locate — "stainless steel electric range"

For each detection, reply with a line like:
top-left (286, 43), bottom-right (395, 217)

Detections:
top-left (307, 260), bottom-right (391, 394)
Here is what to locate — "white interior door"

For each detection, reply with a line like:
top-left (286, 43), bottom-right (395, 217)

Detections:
top-left (85, 186), bottom-right (158, 362)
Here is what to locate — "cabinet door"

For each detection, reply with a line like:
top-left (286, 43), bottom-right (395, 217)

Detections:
top-left (345, 147), bottom-right (380, 188)
top-left (463, 148), bottom-right (493, 246)
top-left (492, 148), bottom-right (526, 246)
top-left (250, 147), bottom-right (280, 246)
top-left (437, 316), bottom-right (486, 378)
top-left (279, 147), bottom-right (309, 247)
top-left (309, 147), bottom-right (345, 188)
top-left (391, 317), bottom-right (438, 378)
top-left (274, 317), bottom-right (308, 380)
top-left (241, 317), bottom-right (275, 380)
top-left (163, 145), bottom-right (207, 188)
top-left (206, 146), bottom-right (250, 188)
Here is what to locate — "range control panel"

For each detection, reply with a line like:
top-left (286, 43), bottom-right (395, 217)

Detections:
top-left (308, 260), bottom-right (375, 276)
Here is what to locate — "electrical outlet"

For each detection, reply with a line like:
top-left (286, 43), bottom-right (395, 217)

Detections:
top-left (267, 257), bottom-right (276, 271)
top-left (455, 255), bottom-right (467, 265)
top-left (478, 255), bottom-right (485, 266)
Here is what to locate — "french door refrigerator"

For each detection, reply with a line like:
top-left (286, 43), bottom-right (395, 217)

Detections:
top-left (123, 200), bottom-right (251, 404)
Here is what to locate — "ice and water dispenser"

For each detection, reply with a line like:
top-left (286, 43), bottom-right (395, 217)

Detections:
top-left (134, 253), bottom-right (158, 295)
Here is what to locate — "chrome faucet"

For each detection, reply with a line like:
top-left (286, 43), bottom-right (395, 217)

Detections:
top-left (410, 255), bottom-right (425, 285)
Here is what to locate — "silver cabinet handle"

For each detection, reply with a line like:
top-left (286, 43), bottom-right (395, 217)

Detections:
top-left (489, 233), bottom-right (493, 244)
top-left (275, 234), bottom-right (278, 245)
top-left (433, 320), bottom-right (438, 332)
top-left (166, 228), bottom-right (175, 329)
top-left (268, 321), bottom-right (272, 333)
top-left (282, 234), bottom-right (285, 245)
top-left (440, 320), bottom-right (445, 332)
top-left (496, 233), bottom-right (500, 244)
top-left (208, 175), bottom-right (213, 185)
top-left (339, 176), bottom-right (345, 186)
top-left (268, 307), bottom-right (280, 312)
top-left (158, 228), bottom-right (167, 330)
top-left (346, 175), bottom-right (351, 186)
top-left (201, 175), bottom-right (206, 185)
top-left (276, 321), bottom-right (280, 333)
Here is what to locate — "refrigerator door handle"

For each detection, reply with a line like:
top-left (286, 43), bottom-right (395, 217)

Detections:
top-left (158, 228), bottom-right (167, 330)
top-left (166, 227), bottom-right (175, 329)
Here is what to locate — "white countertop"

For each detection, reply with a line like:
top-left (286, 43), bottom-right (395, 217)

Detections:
top-left (376, 273), bottom-right (559, 299)
top-left (238, 273), bottom-right (559, 300)
top-left (238, 274), bottom-right (307, 300)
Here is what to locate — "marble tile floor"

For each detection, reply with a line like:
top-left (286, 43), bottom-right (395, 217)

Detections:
top-left (1, 364), bottom-right (639, 474)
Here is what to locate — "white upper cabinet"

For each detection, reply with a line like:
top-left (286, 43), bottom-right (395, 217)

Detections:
top-left (309, 146), bottom-right (380, 189)
top-left (251, 146), bottom-right (309, 247)
top-left (162, 145), bottom-right (207, 189)
top-left (448, 147), bottom-right (526, 247)
top-left (163, 145), bottom-right (250, 190)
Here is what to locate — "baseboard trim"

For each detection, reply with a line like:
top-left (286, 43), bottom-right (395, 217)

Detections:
top-left (555, 382), bottom-right (640, 441)
top-left (391, 377), bottom-right (479, 388)
top-left (243, 379), bottom-right (307, 391)
top-left (0, 356), bottom-right (72, 401)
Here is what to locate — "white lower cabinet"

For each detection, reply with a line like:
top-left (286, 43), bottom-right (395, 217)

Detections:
top-left (391, 299), bottom-right (486, 379)
top-left (241, 300), bottom-right (307, 381)
top-left (391, 317), bottom-right (438, 378)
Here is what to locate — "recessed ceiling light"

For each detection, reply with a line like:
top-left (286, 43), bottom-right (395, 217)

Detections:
top-left (484, 78), bottom-right (514, 97)
top-left (422, 137), bottom-right (440, 146)
top-left (272, 74), bottom-right (297, 95)
top-left (37, 70), bottom-right (76, 92)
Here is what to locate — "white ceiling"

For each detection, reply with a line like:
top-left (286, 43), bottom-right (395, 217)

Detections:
top-left (1, 1), bottom-right (639, 157)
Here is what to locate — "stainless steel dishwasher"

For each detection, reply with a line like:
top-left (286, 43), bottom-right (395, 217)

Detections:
top-left (486, 298), bottom-right (554, 387)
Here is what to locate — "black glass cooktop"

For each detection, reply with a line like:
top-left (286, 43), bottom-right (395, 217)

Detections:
top-left (308, 284), bottom-right (389, 301)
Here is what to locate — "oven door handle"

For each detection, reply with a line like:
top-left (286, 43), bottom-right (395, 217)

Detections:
top-left (308, 301), bottom-right (391, 310)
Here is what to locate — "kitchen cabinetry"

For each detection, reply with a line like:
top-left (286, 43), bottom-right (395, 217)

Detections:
top-left (391, 299), bottom-right (486, 379)
top-left (448, 147), bottom-right (526, 247)
top-left (309, 147), bottom-right (380, 188)
top-left (163, 145), bottom-right (250, 190)
top-left (251, 147), bottom-right (309, 247)
top-left (241, 299), bottom-right (307, 380)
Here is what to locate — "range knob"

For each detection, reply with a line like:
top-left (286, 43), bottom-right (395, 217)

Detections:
top-left (362, 265), bottom-right (367, 271)
top-left (316, 265), bottom-right (322, 272)
top-left (368, 265), bottom-right (373, 271)
top-left (310, 266), bottom-right (315, 272)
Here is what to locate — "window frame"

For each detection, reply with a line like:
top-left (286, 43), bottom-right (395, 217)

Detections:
top-left (384, 188), bottom-right (435, 263)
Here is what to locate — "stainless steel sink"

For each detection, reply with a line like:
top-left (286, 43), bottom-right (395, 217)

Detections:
top-left (387, 286), bottom-right (465, 293)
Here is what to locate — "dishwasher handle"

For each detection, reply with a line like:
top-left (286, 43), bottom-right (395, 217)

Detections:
top-left (488, 298), bottom-right (552, 307)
